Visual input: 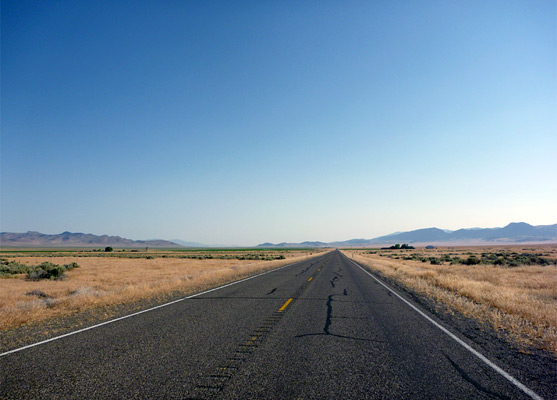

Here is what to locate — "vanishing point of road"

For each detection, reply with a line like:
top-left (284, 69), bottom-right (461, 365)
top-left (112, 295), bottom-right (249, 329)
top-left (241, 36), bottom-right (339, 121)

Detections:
top-left (1, 250), bottom-right (551, 399)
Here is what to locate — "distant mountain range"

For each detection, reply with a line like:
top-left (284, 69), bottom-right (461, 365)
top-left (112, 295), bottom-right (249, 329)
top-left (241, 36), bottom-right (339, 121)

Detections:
top-left (2, 223), bottom-right (555, 249)
top-left (0, 231), bottom-right (182, 248)
top-left (257, 223), bottom-right (557, 247)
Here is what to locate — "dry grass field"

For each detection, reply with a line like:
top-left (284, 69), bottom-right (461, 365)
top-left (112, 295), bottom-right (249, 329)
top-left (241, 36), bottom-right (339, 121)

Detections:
top-left (342, 245), bottom-right (557, 354)
top-left (0, 249), bottom-right (327, 331)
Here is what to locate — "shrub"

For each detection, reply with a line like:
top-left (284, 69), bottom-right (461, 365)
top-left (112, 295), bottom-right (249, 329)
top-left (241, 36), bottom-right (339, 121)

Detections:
top-left (26, 289), bottom-right (52, 299)
top-left (440, 255), bottom-right (453, 263)
top-left (105, 247), bottom-right (113, 252)
top-left (26, 262), bottom-right (66, 280)
top-left (23, 261), bottom-right (80, 281)
top-left (1, 259), bottom-right (80, 278)
top-left (65, 262), bottom-right (80, 271)
top-left (464, 256), bottom-right (481, 265)
top-left (408, 254), bottom-right (427, 262)
top-left (1, 258), bottom-right (34, 275)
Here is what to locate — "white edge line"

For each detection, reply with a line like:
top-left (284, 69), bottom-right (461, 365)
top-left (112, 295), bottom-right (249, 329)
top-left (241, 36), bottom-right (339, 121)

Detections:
top-left (0, 257), bottom-right (317, 358)
top-left (345, 256), bottom-right (543, 400)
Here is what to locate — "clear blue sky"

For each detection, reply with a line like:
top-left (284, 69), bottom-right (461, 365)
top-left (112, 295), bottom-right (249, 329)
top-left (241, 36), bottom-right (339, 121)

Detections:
top-left (2, 1), bottom-right (556, 245)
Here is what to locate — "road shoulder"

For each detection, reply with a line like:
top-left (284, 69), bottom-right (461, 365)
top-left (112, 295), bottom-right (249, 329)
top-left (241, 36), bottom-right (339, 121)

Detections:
top-left (344, 253), bottom-right (557, 399)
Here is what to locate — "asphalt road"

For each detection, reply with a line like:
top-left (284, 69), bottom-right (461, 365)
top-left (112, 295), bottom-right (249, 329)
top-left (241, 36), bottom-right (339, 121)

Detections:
top-left (0, 250), bottom-right (550, 399)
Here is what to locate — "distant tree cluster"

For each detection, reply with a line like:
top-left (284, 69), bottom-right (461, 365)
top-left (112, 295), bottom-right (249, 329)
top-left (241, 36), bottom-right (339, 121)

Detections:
top-left (381, 243), bottom-right (415, 250)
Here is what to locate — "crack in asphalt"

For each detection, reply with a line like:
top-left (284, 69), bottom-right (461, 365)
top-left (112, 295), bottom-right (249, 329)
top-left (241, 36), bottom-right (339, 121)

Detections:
top-left (445, 354), bottom-right (511, 400)
top-left (295, 265), bottom-right (311, 277)
top-left (295, 290), bottom-right (385, 343)
top-left (330, 268), bottom-right (343, 288)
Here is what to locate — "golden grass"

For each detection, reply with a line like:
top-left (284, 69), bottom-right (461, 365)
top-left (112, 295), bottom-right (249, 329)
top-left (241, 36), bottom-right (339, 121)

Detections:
top-left (342, 246), bottom-right (557, 354)
top-left (0, 250), bottom-right (328, 331)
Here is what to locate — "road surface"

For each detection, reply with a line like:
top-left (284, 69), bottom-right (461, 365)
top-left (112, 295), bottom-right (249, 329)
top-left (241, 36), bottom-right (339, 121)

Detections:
top-left (0, 250), bottom-right (549, 399)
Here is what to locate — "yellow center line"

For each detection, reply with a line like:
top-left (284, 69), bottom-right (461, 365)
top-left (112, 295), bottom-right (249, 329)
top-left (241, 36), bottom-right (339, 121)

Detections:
top-left (278, 298), bottom-right (293, 312)
top-left (308, 277), bottom-right (313, 282)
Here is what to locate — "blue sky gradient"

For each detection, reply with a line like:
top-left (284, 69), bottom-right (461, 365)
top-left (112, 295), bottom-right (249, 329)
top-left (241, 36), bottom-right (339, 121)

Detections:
top-left (2, 1), bottom-right (556, 245)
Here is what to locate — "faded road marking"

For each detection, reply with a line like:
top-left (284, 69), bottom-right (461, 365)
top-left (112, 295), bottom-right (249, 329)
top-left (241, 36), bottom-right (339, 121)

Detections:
top-left (278, 298), bottom-right (293, 312)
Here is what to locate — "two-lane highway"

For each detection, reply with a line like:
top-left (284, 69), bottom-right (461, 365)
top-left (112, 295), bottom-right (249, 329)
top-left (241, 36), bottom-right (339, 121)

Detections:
top-left (0, 250), bottom-right (546, 399)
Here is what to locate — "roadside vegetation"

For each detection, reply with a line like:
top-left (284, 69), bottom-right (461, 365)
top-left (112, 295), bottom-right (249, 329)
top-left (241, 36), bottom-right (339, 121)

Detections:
top-left (0, 249), bottom-right (327, 331)
top-left (343, 245), bottom-right (557, 355)
top-left (377, 250), bottom-right (555, 267)
top-left (1, 249), bottom-right (296, 261)
top-left (1, 258), bottom-right (80, 280)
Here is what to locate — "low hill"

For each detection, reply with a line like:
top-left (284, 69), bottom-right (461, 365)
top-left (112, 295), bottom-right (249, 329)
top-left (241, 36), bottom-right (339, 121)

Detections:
top-left (0, 231), bottom-right (183, 248)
